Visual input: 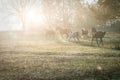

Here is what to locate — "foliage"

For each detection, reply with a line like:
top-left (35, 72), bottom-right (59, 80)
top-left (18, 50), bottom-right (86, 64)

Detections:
top-left (0, 0), bottom-right (120, 30)
top-left (0, 40), bottom-right (120, 80)
top-left (97, 0), bottom-right (120, 23)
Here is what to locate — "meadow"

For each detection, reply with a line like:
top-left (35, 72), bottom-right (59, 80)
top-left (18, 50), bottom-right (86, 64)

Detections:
top-left (0, 31), bottom-right (120, 80)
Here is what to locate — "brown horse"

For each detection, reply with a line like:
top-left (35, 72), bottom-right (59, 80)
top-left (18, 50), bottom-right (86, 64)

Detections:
top-left (56, 27), bottom-right (71, 39)
top-left (91, 28), bottom-right (106, 46)
top-left (44, 28), bottom-right (56, 39)
top-left (81, 28), bottom-right (89, 38)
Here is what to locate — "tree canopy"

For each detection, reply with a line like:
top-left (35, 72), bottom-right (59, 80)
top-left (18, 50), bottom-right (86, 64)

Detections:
top-left (0, 0), bottom-right (120, 30)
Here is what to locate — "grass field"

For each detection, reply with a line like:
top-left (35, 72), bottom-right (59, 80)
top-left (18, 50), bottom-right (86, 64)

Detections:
top-left (0, 33), bottom-right (120, 80)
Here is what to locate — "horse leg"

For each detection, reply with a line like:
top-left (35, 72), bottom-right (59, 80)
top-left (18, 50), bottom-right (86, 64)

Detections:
top-left (68, 36), bottom-right (71, 41)
top-left (100, 38), bottom-right (104, 46)
top-left (65, 33), bottom-right (69, 40)
top-left (91, 37), bottom-right (93, 45)
top-left (77, 36), bottom-right (79, 41)
top-left (73, 37), bottom-right (76, 41)
top-left (75, 37), bottom-right (77, 41)
top-left (67, 35), bottom-right (70, 40)
top-left (66, 33), bottom-right (69, 39)
top-left (96, 38), bottom-right (99, 46)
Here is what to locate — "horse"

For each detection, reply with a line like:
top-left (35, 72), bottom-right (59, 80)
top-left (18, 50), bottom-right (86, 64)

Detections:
top-left (91, 27), bottom-right (97, 33)
top-left (56, 27), bottom-right (71, 39)
top-left (91, 28), bottom-right (106, 46)
top-left (81, 28), bottom-right (89, 38)
top-left (68, 31), bottom-right (80, 41)
top-left (44, 28), bottom-right (56, 39)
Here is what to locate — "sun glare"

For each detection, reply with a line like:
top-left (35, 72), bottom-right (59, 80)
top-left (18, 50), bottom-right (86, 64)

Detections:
top-left (26, 9), bottom-right (45, 27)
top-left (84, 0), bottom-right (98, 4)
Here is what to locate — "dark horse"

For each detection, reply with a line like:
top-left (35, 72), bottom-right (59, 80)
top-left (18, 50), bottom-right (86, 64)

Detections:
top-left (91, 28), bottom-right (106, 46)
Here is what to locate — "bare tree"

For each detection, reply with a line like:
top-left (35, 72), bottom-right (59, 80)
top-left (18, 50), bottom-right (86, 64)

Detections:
top-left (0, 0), bottom-right (41, 30)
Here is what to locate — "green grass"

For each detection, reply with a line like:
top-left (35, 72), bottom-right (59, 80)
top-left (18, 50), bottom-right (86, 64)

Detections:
top-left (0, 37), bottom-right (120, 80)
top-left (0, 27), bottom-right (120, 80)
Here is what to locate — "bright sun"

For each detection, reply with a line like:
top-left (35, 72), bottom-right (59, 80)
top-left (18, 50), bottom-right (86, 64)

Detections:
top-left (25, 9), bottom-right (45, 27)
top-left (84, 0), bottom-right (98, 4)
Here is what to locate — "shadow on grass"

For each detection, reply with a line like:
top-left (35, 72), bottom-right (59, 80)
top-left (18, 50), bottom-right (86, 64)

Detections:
top-left (69, 40), bottom-right (101, 48)
top-left (53, 67), bottom-right (120, 80)
top-left (70, 40), bottom-right (120, 51)
top-left (0, 51), bottom-right (120, 80)
top-left (0, 51), bottom-right (120, 58)
top-left (1, 66), bottom-right (119, 80)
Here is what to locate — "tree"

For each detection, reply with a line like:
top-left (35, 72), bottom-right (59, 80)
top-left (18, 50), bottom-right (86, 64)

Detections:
top-left (0, 0), bottom-right (41, 30)
top-left (95, 0), bottom-right (120, 23)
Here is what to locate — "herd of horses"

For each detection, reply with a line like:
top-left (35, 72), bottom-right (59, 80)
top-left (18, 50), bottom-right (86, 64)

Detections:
top-left (44, 27), bottom-right (106, 46)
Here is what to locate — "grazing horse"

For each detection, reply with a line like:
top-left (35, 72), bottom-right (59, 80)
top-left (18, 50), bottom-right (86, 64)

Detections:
top-left (81, 28), bottom-right (89, 38)
top-left (91, 28), bottom-right (106, 46)
top-left (56, 27), bottom-right (71, 39)
top-left (68, 31), bottom-right (80, 41)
